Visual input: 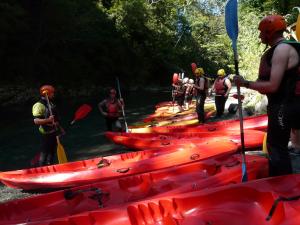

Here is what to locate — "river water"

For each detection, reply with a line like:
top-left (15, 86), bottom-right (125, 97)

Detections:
top-left (0, 89), bottom-right (171, 172)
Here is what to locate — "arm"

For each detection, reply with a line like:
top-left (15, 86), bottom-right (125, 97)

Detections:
top-left (224, 79), bottom-right (232, 97)
top-left (34, 116), bottom-right (54, 126)
top-left (211, 80), bottom-right (216, 92)
top-left (240, 44), bottom-right (295, 93)
top-left (98, 100), bottom-right (108, 116)
top-left (199, 78), bottom-right (205, 91)
top-left (194, 78), bottom-right (205, 91)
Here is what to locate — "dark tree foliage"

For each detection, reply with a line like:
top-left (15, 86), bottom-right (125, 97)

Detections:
top-left (0, 0), bottom-right (299, 90)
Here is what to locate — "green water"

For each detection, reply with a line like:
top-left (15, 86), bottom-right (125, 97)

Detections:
top-left (0, 90), bottom-right (171, 171)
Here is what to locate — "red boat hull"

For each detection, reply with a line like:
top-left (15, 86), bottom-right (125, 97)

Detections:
top-left (129, 114), bottom-right (268, 133)
top-left (0, 140), bottom-right (238, 190)
top-left (106, 129), bottom-right (265, 150)
top-left (27, 174), bottom-right (300, 225)
top-left (0, 154), bottom-right (268, 225)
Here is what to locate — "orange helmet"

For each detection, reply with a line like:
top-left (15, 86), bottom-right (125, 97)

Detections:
top-left (258, 15), bottom-right (286, 42)
top-left (40, 85), bottom-right (55, 96)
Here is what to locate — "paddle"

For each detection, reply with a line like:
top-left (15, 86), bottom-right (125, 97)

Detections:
top-left (30, 104), bottom-right (92, 166)
top-left (191, 63), bottom-right (197, 74)
top-left (43, 92), bottom-right (68, 164)
top-left (232, 93), bottom-right (245, 101)
top-left (296, 14), bottom-right (300, 41)
top-left (225, 0), bottom-right (248, 182)
top-left (116, 77), bottom-right (129, 132)
top-left (70, 104), bottom-right (92, 125)
top-left (172, 73), bottom-right (179, 112)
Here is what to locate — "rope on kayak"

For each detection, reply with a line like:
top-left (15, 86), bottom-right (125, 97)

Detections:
top-left (266, 195), bottom-right (300, 221)
top-left (64, 187), bottom-right (109, 208)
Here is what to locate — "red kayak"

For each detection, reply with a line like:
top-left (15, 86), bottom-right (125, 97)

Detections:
top-left (129, 114), bottom-right (268, 133)
top-left (0, 154), bottom-right (268, 225)
top-left (106, 129), bottom-right (265, 150)
top-left (0, 140), bottom-right (238, 190)
top-left (27, 173), bottom-right (300, 225)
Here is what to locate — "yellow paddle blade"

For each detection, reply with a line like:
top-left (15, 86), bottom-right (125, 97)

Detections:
top-left (262, 132), bottom-right (268, 154)
top-left (296, 15), bottom-right (300, 41)
top-left (56, 137), bottom-right (68, 164)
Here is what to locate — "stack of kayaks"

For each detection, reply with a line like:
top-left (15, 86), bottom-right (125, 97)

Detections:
top-left (24, 174), bottom-right (300, 225)
top-left (129, 102), bottom-right (215, 128)
top-left (0, 96), bottom-right (272, 224)
top-left (129, 114), bottom-right (268, 133)
top-left (0, 154), bottom-right (268, 224)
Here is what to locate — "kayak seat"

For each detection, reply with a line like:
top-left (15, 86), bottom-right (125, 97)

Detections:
top-left (173, 187), bottom-right (280, 223)
top-left (127, 199), bottom-right (183, 225)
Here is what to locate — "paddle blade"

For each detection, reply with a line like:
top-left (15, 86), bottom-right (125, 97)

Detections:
top-left (173, 73), bottom-right (179, 84)
top-left (296, 14), bottom-right (300, 41)
top-left (71, 104), bottom-right (92, 125)
top-left (232, 93), bottom-right (244, 100)
top-left (225, 0), bottom-right (238, 52)
top-left (191, 63), bottom-right (197, 73)
top-left (56, 138), bottom-right (68, 164)
top-left (241, 161), bottom-right (248, 182)
top-left (262, 132), bottom-right (268, 154)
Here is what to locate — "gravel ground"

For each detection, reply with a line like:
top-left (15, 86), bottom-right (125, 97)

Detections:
top-left (0, 185), bottom-right (38, 203)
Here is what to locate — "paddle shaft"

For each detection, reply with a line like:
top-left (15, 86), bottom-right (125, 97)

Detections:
top-left (172, 86), bottom-right (175, 112)
top-left (116, 77), bottom-right (129, 132)
top-left (44, 93), bottom-right (60, 143)
top-left (225, 0), bottom-right (247, 182)
top-left (232, 37), bottom-right (247, 183)
top-left (233, 56), bottom-right (246, 154)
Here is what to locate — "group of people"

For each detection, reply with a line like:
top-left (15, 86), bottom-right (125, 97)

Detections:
top-left (31, 14), bottom-right (300, 179)
top-left (32, 85), bottom-right (124, 167)
top-left (172, 67), bottom-right (232, 123)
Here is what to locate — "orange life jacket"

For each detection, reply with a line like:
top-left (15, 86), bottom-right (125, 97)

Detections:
top-left (215, 77), bottom-right (228, 95)
top-left (106, 99), bottom-right (120, 118)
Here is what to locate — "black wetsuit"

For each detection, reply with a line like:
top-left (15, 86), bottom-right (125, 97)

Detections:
top-left (195, 77), bottom-right (207, 123)
top-left (214, 77), bottom-right (229, 117)
top-left (259, 41), bottom-right (300, 176)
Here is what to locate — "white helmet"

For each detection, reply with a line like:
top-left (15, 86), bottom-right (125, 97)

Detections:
top-left (189, 79), bottom-right (194, 84)
top-left (183, 77), bottom-right (189, 84)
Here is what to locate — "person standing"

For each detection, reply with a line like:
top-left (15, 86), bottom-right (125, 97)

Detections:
top-left (32, 85), bottom-right (64, 166)
top-left (172, 78), bottom-right (186, 112)
top-left (184, 78), bottom-right (194, 110)
top-left (234, 15), bottom-right (300, 176)
top-left (98, 88), bottom-right (124, 131)
top-left (193, 67), bottom-right (208, 123)
top-left (211, 69), bottom-right (231, 117)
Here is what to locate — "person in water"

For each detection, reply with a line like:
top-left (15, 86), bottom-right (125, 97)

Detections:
top-left (193, 67), bottom-right (208, 123)
top-left (98, 88), bottom-right (124, 131)
top-left (234, 15), bottom-right (300, 176)
top-left (32, 85), bottom-right (65, 166)
top-left (211, 69), bottom-right (231, 117)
